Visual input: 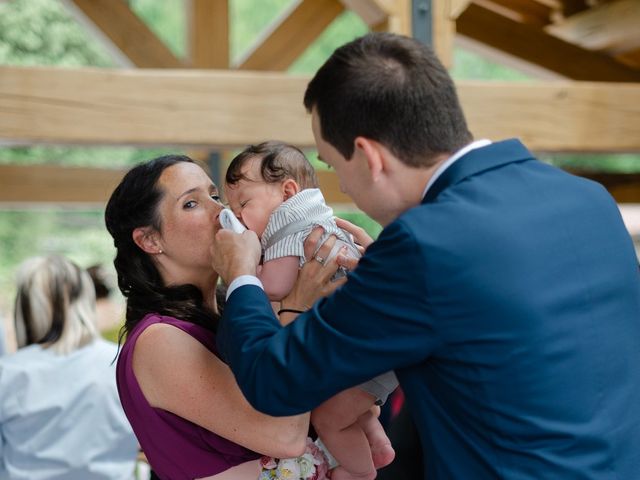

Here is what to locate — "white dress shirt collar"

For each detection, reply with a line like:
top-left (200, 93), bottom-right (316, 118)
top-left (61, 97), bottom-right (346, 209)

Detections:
top-left (422, 139), bottom-right (492, 199)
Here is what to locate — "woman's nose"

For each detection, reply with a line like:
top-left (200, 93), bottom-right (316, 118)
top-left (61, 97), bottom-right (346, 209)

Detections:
top-left (210, 199), bottom-right (224, 216)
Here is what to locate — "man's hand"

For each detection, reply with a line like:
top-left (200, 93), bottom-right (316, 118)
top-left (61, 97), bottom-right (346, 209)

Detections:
top-left (210, 226), bottom-right (261, 286)
top-left (335, 217), bottom-right (374, 252)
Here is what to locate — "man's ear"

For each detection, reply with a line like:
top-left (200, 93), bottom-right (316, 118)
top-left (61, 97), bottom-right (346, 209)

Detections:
top-left (132, 227), bottom-right (162, 254)
top-left (282, 179), bottom-right (300, 200)
top-left (354, 136), bottom-right (384, 182)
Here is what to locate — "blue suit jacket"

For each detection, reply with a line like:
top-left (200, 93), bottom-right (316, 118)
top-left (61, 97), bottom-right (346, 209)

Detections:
top-left (218, 140), bottom-right (640, 479)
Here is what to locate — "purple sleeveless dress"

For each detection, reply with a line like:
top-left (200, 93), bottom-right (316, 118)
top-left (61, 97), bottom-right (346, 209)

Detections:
top-left (116, 313), bottom-right (260, 480)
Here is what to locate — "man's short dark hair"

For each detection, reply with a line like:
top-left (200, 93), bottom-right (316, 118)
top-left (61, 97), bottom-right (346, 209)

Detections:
top-left (226, 141), bottom-right (319, 189)
top-left (304, 32), bottom-right (473, 167)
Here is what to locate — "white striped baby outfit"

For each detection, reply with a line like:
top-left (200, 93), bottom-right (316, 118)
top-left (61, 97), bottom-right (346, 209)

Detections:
top-left (261, 188), bottom-right (357, 266)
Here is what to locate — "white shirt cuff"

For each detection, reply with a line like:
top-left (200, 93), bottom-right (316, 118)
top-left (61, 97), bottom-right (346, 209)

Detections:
top-left (225, 275), bottom-right (264, 301)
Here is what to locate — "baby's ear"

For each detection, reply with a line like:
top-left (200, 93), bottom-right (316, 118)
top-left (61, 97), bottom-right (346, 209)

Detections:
top-left (282, 179), bottom-right (300, 200)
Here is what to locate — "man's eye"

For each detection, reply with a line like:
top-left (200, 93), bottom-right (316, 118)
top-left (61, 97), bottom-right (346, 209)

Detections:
top-left (183, 200), bottom-right (197, 209)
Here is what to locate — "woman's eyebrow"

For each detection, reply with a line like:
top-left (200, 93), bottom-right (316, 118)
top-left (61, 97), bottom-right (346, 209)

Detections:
top-left (177, 187), bottom-right (198, 201)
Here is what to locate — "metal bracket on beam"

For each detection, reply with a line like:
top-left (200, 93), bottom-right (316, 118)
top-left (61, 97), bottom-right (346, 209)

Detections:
top-left (412, 0), bottom-right (433, 46)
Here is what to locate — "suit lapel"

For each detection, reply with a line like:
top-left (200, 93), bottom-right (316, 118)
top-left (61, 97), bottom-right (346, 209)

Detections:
top-left (422, 139), bottom-right (535, 204)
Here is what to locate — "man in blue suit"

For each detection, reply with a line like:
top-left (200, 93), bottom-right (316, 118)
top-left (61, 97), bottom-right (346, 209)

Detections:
top-left (212, 33), bottom-right (640, 479)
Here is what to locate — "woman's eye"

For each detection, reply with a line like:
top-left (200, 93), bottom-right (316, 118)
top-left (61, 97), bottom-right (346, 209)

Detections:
top-left (183, 200), bottom-right (197, 209)
top-left (210, 194), bottom-right (221, 202)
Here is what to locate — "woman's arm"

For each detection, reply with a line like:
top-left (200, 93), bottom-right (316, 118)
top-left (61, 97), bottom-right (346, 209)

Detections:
top-left (132, 323), bottom-right (309, 458)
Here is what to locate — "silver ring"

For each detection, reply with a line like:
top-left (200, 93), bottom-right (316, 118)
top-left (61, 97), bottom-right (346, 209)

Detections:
top-left (314, 255), bottom-right (325, 265)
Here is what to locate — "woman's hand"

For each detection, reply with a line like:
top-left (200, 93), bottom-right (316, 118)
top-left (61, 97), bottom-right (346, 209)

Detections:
top-left (282, 232), bottom-right (346, 313)
top-left (335, 217), bottom-right (374, 252)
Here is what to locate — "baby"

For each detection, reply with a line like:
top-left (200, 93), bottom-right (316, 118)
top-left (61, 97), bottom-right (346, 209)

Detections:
top-left (224, 141), bottom-right (397, 480)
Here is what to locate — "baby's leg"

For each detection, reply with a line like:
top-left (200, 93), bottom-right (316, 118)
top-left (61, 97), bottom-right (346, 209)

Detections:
top-left (357, 407), bottom-right (395, 469)
top-left (312, 388), bottom-right (377, 480)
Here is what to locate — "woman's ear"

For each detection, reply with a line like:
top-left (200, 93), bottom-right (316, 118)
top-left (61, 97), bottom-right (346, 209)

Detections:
top-left (354, 137), bottom-right (384, 182)
top-left (282, 179), bottom-right (300, 200)
top-left (132, 227), bottom-right (162, 255)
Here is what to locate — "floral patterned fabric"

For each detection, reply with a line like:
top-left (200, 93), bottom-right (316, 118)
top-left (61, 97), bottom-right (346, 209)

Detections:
top-left (259, 438), bottom-right (330, 480)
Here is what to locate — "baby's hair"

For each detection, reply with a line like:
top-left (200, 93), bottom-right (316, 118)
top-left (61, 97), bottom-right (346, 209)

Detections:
top-left (226, 141), bottom-right (319, 189)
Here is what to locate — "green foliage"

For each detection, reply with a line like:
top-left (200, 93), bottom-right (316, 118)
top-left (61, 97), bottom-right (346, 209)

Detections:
top-left (451, 48), bottom-right (532, 81)
top-left (290, 11), bottom-right (368, 74)
top-left (231, 0), bottom-right (292, 62)
top-left (544, 154), bottom-right (640, 173)
top-left (0, 0), bottom-right (113, 67)
top-left (0, 145), bottom-right (179, 167)
top-left (0, 209), bottom-right (115, 315)
top-left (130, 0), bottom-right (186, 58)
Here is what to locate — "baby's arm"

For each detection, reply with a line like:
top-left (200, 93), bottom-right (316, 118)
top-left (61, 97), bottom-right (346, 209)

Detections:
top-left (312, 388), bottom-right (391, 478)
top-left (258, 256), bottom-right (300, 302)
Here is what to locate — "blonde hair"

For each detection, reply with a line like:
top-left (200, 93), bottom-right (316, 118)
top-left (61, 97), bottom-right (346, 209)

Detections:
top-left (14, 255), bottom-right (99, 354)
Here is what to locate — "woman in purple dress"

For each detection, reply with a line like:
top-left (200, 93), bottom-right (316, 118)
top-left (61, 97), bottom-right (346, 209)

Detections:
top-left (105, 155), bottom-right (345, 480)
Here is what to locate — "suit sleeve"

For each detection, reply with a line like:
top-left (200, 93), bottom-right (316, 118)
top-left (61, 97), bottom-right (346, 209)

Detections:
top-left (216, 219), bottom-right (441, 415)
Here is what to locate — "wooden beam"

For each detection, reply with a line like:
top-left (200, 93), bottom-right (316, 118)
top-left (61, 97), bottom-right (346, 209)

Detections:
top-left (472, 0), bottom-right (553, 26)
top-left (555, 0), bottom-right (590, 17)
top-left (545, 0), bottom-right (640, 55)
top-left (456, 1), bottom-right (640, 82)
top-left (616, 47), bottom-right (640, 69)
top-left (382, 0), bottom-right (412, 36)
top-left (4, 164), bottom-right (640, 206)
top-left (317, 170), bottom-right (352, 204)
top-left (450, 0), bottom-right (473, 18)
top-left (187, 0), bottom-right (229, 68)
top-left (457, 80), bottom-right (640, 152)
top-left (431, 0), bottom-right (455, 68)
top-left (66, 0), bottom-right (183, 68)
top-left (340, 0), bottom-right (389, 26)
top-left (2, 66), bottom-right (640, 152)
top-left (0, 164), bottom-right (125, 203)
top-left (568, 171), bottom-right (640, 204)
top-left (0, 164), bottom-right (353, 205)
top-left (236, 0), bottom-right (344, 71)
top-left (0, 66), bottom-right (311, 148)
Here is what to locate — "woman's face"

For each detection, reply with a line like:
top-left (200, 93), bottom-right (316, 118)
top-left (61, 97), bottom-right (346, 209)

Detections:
top-left (154, 162), bottom-right (224, 284)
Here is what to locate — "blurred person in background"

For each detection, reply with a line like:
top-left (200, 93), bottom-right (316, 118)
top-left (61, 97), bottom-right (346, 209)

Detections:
top-left (87, 264), bottom-right (125, 338)
top-left (0, 255), bottom-right (138, 480)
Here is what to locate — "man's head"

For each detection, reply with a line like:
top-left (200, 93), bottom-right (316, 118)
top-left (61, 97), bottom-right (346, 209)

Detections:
top-left (304, 32), bottom-right (472, 168)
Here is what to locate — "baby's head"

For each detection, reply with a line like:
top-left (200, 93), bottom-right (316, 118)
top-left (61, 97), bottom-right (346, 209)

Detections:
top-left (225, 141), bottom-right (318, 236)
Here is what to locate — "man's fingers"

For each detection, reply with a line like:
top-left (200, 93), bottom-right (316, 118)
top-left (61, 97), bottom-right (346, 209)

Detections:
top-left (337, 255), bottom-right (358, 271)
top-left (335, 217), bottom-right (374, 249)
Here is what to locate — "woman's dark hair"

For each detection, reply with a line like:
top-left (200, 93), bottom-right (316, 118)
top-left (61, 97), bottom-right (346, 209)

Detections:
top-left (226, 140), bottom-right (318, 189)
top-left (105, 154), bottom-right (218, 341)
top-left (304, 32), bottom-right (473, 167)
